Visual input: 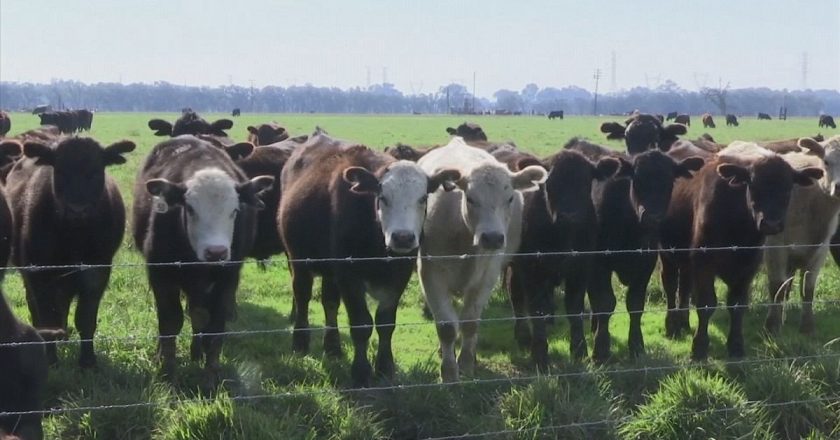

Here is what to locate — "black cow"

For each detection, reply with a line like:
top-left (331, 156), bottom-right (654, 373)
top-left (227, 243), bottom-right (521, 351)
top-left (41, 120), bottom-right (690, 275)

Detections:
top-left (0, 112), bottom-right (10, 137)
top-left (758, 112), bottom-right (772, 120)
top-left (232, 108), bottom-right (241, 117)
top-left (6, 136), bottom-right (134, 367)
top-left (726, 114), bottom-right (739, 127)
top-left (599, 113), bottom-right (688, 154)
top-left (148, 111), bottom-right (234, 137)
top-left (31, 105), bottom-right (50, 115)
top-left (566, 139), bottom-right (704, 361)
top-left (548, 110), bottom-right (564, 120)
top-left (819, 115), bottom-right (836, 129)
top-left (674, 114), bottom-right (691, 126)
top-left (666, 112), bottom-right (678, 121)
top-left (445, 122), bottom-right (487, 142)
top-left (132, 136), bottom-right (273, 380)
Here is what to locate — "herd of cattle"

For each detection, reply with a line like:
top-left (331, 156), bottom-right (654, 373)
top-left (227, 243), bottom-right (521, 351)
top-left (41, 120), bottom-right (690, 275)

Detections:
top-left (0, 109), bottom-right (839, 438)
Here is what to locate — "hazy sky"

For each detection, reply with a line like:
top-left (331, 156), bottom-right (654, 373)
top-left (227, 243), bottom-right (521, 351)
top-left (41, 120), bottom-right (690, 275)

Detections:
top-left (1, 0), bottom-right (838, 97)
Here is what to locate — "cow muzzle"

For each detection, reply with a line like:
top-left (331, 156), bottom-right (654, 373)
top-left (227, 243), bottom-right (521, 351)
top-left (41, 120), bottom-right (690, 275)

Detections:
top-left (387, 230), bottom-right (418, 254)
top-left (478, 232), bottom-right (505, 251)
top-left (203, 245), bottom-right (230, 262)
top-left (758, 218), bottom-right (783, 235)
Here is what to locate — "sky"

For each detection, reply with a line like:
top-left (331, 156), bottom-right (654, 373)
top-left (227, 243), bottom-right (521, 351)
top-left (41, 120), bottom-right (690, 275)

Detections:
top-left (1, 0), bottom-right (838, 98)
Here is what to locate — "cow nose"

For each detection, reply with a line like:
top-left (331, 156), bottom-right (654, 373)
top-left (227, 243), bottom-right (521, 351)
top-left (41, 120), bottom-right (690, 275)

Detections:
top-left (390, 230), bottom-right (417, 251)
top-left (479, 232), bottom-right (505, 250)
top-left (204, 246), bottom-right (229, 262)
top-left (759, 219), bottom-right (783, 235)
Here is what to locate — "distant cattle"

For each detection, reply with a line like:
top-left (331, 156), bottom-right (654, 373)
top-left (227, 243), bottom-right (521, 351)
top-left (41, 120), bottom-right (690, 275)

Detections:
top-left (819, 115), bottom-right (836, 129)
top-left (764, 136), bottom-right (840, 336)
top-left (246, 123), bottom-right (289, 146)
top-left (148, 111), bottom-right (234, 137)
top-left (666, 112), bottom-right (678, 121)
top-left (0, 112), bottom-right (10, 137)
top-left (38, 110), bottom-right (93, 134)
top-left (445, 122), bottom-right (487, 142)
top-left (674, 114), bottom-right (691, 126)
top-left (417, 137), bottom-right (547, 381)
top-left (181, 107), bottom-right (193, 114)
top-left (232, 108), bottom-right (241, 117)
top-left (660, 142), bottom-right (822, 359)
top-left (31, 105), bottom-right (51, 115)
top-left (758, 112), bottom-right (772, 120)
top-left (702, 113), bottom-right (716, 128)
top-left (279, 138), bottom-right (459, 386)
top-left (599, 113), bottom-right (688, 154)
top-left (726, 114), bottom-right (739, 127)
top-left (566, 139), bottom-right (704, 361)
top-left (547, 110), bottom-right (564, 120)
top-left (655, 114), bottom-right (665, 123)
top-left (132, 135), bottom-right (273, 380)
top-left (6, 136), bottom-right (135, 368)
top-left (499, 147), bottom-right (619, 368)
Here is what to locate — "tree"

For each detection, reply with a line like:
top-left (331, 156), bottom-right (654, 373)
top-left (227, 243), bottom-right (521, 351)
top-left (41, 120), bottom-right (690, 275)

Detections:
top-left (700, 80), bottom-right (730, 115)
top-left (493, 89), bottom-right (523, 112)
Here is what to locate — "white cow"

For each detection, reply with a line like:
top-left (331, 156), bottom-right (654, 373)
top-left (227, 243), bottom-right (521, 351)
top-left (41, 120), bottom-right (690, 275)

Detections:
top-left (765, 135), bottom-right (840, 335)
top-left (417, 137), bottom-right (547, 382)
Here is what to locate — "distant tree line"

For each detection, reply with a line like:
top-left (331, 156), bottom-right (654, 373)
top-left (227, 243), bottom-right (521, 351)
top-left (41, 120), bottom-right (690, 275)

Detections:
top-left (1, 79), bottom-right (838, 116)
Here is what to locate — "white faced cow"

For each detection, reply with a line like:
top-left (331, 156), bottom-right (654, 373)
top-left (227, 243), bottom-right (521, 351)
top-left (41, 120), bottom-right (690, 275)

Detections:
top-left (417, 137), bottom-right (547, 382)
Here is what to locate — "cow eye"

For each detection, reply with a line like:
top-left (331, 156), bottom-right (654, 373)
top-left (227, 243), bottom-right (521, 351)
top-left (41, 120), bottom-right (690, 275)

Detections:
top-left (419, 194), bottom-right (428, 204)
top-left (378, 195), bottom-right (389, 207)
top-left (508, 195), bottom-right (514, 204)
top-left (230, 208), bottom-right (239, 219)
top-left (186, 205), bottom-right (196, 216)
top-left (466, 196), bottom-right (476, 205)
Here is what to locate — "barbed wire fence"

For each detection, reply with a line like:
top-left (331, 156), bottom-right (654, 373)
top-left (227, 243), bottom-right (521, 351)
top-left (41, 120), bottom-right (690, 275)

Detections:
top-left (3, 242), bottom-right (840, 437)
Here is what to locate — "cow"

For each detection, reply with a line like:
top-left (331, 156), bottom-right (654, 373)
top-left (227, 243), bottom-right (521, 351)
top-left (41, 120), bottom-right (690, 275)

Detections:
top-left (417, 137), bottom-right (547, 382)
top-left (565, 139), bottom-right (704, 361)
top-left (132, 135), bottom-right (273, 380)
top-left (0, 112), bottom-right (10, 137)
top-left (6, 136), bottom-right (134, 368)
top-left (383, 143), bottom-right (440, 162)
top-left (659, 142), bottom-right (822, 359)
top-left (666, 112), bottom-right (678, 121)
top-left (75, 109), bottom-right (93, 131)
top-left (547, 110), bottom-right (564, 120)
top-left (819, 115), bottom-right (836, 129)
top-left (246, 123), bottom-right (289, 146)
top-left (726, 114), bottom-right (739, 127)
top-left (758, 112), bottom-right (772, 120)
top-left (232, 108), bottom-right (241, 117)
top-left (655, 114), bottom-right (665, 123)
top-left (445, 122), bottom-right (487, 142)
top-left (674, 114), bottom-right (691, 126)
top-left (599, 113), bottom-right (688, 154)
top-left (702, 113), bottom-right (716, 128)
top-left (499, 147), bottom-right (620, 369)
top-left (759, 134), bottom-right (825, 154)
top-left (279, 140), bottom-right (460, 386)
top-left (148, 111), bottom-right (234, 138)
top-left (181, 107), bottom-right (193, 114)
top-left (764, 136), bottom-right (840, 336)
top-left (31, 105), bottom-right (50, 115)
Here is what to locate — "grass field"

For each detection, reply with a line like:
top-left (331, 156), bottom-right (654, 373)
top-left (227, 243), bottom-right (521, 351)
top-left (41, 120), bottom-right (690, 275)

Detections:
top-left (4, 112), bottom-right (840, 439)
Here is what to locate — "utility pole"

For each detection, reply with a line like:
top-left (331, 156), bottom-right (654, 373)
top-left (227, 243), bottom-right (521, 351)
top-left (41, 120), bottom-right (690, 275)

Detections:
top-left (610, 51), bottom-right (617, 92)
top-left (592, 68), bottom-right (602, 115)
top-left (382, 66), bottom-right (388, 85)
top-left (472, 71), bottom-right (476, 113)
top-left (249, 79), bottom-right (255, 112)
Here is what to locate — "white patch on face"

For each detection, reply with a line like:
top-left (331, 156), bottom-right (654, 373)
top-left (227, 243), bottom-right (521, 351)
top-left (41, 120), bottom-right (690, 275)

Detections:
top-left (461, 164), bottom-right (517, 250)
top-left (822, 148), bottom-right (840, 197)
top-left (377, 162), bottom-right (429, 254)
top-left (183, 168), bottom-right (240, 261)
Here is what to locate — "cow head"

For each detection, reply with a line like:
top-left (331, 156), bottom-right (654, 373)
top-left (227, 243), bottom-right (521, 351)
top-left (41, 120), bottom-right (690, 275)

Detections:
top-left (717, 154), bottom-right (822, 235)
top-left (618, 150), bottom-right (704, 228)
top-left (445, 122), bottom-right (488, 142)
top-left (343, 161), bottom-right (460, 254)
top-left (454, 162), bottom-right (547, 251)
top-left (246, 123), bottom-right (289, 146)
top-left (799, 136), bottom-right (840, 197)
top-left (148, 112), bottom-right (234, 137)
top-left (601, 114), bottom-right (688, 154)
top-left (24, 137), bottom-right (135, 221)
top-left (533, 151), bottom-right (620, 224)
top-left (146, 168), bottom-right (274, 262)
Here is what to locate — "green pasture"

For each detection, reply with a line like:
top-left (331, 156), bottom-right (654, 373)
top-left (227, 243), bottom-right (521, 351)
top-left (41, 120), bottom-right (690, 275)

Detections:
top-left (3, 112), bottom-right (840, 439)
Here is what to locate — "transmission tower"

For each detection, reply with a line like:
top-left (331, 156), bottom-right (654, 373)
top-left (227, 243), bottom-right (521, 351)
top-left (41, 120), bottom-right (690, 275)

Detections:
top-left (593, 68), bottom-right (602, 115)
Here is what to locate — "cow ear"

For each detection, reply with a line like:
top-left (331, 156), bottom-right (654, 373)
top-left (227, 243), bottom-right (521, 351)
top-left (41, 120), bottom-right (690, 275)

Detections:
top-left (237, 175), bottom-right (275, 209)
top-left (797, 138), bottom-right (825, 158)
top-left (23, 142), bottom-right (55, 166)
top-left (793, 167), bottom-right (824, 186)
top-left (616, 157), bottom-right (634, 178)
top-left (445, 127), bottom-right (457, 135)
top-left (290, 134), bottom-right (309, 143)
top-left (148, 119), bottom-right (173, 136)
top-left (511, 165), bottom-right (548, 193)
top-left (663, 123), bottom-right (688, 137)
top-left (0, 140), bottom-right (22, 159)
top-left (247, 126), bottom-right (258, 135)
top-left (593, 157), bottom-right (621, 181)
top-left (515, 157), bottom-right (543, 172)
top-left (428, 168), bottom-right (461, 193)
top-left (146, 178), bottom-right (186, 206)
top-left (600, 122), bottom-right (626, 140)
top-left (343, 166), bottom-right (380, 194)
top-left (103, 140), bottom-right (136, 165)
top-left (716, 164), bottom-right (750, 187)
top-left (225, 142), bottom-right (255, 161)
top-left (674, 156), bottom-right (705, 178)
top-left (211, 119), bottom-right (234, 131)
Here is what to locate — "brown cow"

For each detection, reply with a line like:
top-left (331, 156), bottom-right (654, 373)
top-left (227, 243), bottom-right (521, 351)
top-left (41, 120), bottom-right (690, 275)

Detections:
top-left (758, 134), bottom-right (825, 154)
top-left (6, 136), bottom-right (134, 368)
top-left (702, 113), bottom-right (716, 128)
top-left (599, 113), bottom-right (688, 154)
top-left (660, 142), bottom-right (822, 359)
top-left (246, 122), bottom-right (289, 146)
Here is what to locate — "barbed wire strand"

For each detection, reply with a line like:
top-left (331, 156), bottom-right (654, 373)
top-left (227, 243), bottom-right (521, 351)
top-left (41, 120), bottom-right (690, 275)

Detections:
top-left (3, 298), bottom-right (840, 349)
top-left (2, 352), bottom-right (839, 418)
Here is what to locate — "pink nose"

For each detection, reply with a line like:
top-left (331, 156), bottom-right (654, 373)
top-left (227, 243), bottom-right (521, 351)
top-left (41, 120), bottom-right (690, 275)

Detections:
top-left (204, 246), bottom-right (229, 262)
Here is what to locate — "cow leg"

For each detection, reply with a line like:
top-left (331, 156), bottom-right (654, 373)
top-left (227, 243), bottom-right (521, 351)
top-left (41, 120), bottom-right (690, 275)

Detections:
top-left (626, 256), bottom-right (656, 358)
top-left (22, 272), bottom-right (69, 365)
top-left (149, 269), bottom-right (183, 377)
top-left (458, 277), bottom-right (496, 378)
top-left (290, 266), bottom-right (313, 354)
top-left (526, 278), bottom-right (554, 371)
top-left (725, 279), bottom-right (750, 358)
top-left (691, 265), bottom-right (716, 361)
top-left (372, 287), bottom-right (401, 380)
top-left (338, 278), bottom-right (373, 387)
top-left (830, 224), bottom-right (840, 267)
top-left (419, 265), bottom-right (459, 382)
top-left (675, 261), bottom-right (693, 335)
top-left (507, 265), bottom-right (532, 349)
top-left (201, 276), bottom-right (238, 382)
top-left (564, 263), bottom-right (588, 362)
top-left (764, 249), bottom-right (789, 335)
top-left (321, 275), bottom-right (342, 357)
top-left (799, 268), bottom-right (818, 336)
top-left (661, 254), bottom-right (681, 338)
top-left (588, 263), bottom-right (616, 363)
top-left (74, 268), bottom-right (111, 368)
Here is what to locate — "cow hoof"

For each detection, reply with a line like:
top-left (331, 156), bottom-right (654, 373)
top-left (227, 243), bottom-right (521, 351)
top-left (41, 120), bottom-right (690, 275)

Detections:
top-left (690, 343), bottom-right (709, 362)
top-left (375, 358), bottom-right (395, 380)
top-left (292, 332), bottom-right (310, 354)
top-left (514, 322), bottom-right (532, 349)
top-left (160, 361), bottom-right (177, 380)
top-left (457, 354), bottom-right (476, 377)
top-left (764, 318), bottom-right (782, 337)
top-left (190, 343), bottom-right (203, 362)
top-left (441, 360), bottom-right (459, 383)
top-left (351, 361), bottom-right (373, 388)
top-left (629, 344), bottom-right (645, 359)
top-left (799, 319), bottom-right (816, 336)
top-left (323, 332), bottom-right (342, 357)
top-left (79, 355), bottom-right (98, 369)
